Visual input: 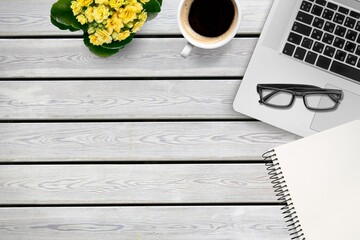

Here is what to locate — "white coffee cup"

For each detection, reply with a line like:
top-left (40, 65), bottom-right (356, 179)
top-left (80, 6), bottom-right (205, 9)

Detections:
top-left (178, 0), bottom-right (241, 58)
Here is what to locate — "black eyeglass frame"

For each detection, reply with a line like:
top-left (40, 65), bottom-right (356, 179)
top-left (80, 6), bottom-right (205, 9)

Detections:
top-left (257, 84), bottom-right (344, 111)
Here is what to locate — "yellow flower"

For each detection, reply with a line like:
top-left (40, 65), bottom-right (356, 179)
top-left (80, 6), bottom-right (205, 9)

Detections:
top-left (93, 5), bottom-right (110, 23)
top-left (114, 30), bottom-right (130, 41)
top-left (119, 5), bottom-right (137, 23)
top-left (95, 0), bottom-right (109, 4)
top-left (76, 14), bottom-right (88, 25)
top-left (89, 29), bottom-right (112, 46)
top-left (71, 1), bottom-right (82, 16)
top-left (131, 2), bottom-right (143, 13)
top-left (78, 0), bottom-right (93, 6)
top-left (85, 6), bottom-right (94, 22)
top-left (106, 14), bottom-right (124, 34)
top-left (131, 20), bottom-right (144, 32)
top-left (89, 34), bottom-right (101, 46)
top-left (139, 0), bottom-right (149, 4)
top-left (138, 11), bottom-right (147, 22)
top-left (109, 0), bottom-right (125, 10)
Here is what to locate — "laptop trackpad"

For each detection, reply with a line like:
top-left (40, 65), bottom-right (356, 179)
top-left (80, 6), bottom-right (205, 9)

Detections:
top-left (311, 84), bottom-right (360, 132)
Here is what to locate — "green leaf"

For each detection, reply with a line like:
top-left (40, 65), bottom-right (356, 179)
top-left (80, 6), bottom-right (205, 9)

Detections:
top-left (83, 33), bottom-right (120, 57)
top-left (144, 0), bottom-right (161, 13)
top-left (101, 33), bottom-right (134, 49)
top-left (156, 0), bottom-right (163, 7)
top-left (51, 16), bottom-right (78, 31)
top-left (147, 12), bottom-right (158, 21)
top-left (51, 0), bottom-right (82, 31)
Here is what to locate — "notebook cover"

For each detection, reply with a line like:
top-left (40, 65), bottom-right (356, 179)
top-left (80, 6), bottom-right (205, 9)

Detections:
top-left (272, 120), bottom-right (360, 239)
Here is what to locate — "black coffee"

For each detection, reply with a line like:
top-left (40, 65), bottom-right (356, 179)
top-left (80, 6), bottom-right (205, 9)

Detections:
top-left (188, 0), bottom-right (235, 38)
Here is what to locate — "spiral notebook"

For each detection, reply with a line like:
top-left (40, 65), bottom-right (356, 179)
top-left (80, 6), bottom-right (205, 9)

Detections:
top-left (264, 120), bottom-right (360, 240)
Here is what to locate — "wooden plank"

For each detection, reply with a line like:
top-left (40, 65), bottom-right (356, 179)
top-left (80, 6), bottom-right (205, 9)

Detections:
top-left (0, 122), bottom-right (298, 162)
top-left (0, 0), bottom-right (273, 36)
top-left (0, 206), bottom-right (288, 239)
top-left (0, 80), bottom-right (249, 120)
top-left (0, 38), bottom-right (255, 78)
top-left (0, 164), bottom-right (276, 204)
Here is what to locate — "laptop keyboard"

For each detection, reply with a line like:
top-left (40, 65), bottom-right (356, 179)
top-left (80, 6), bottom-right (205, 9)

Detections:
top-left (282, 0), bottom-right (360, 83)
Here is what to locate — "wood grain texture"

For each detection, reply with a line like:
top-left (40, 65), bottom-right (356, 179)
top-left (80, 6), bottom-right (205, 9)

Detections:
top-left (0, 164), bottom-right (277, 204)
top-left (0, 80), bottom-right (249, 120)
top-left (0, 122), bottom-right (298, 162)
top-left (0, 38), bottom-right (255, 78)
top-left (0, 0), bottom-right (273, 36)
top-left (0, 206), bottom-right (288, 240)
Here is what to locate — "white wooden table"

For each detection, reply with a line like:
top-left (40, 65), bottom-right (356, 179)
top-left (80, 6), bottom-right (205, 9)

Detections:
top-left (0, 0), bottom-right (299, 239)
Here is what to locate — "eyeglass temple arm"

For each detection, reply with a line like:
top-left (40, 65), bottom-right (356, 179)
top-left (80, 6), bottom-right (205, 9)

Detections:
top-left (328, 93), bottom-right (343, 102)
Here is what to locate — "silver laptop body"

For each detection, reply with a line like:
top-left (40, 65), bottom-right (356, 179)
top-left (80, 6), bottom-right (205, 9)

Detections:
top-left (233, 0), bottom-right (360, 136)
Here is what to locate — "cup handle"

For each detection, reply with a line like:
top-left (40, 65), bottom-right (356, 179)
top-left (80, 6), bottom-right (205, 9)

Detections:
top-left (180, 42), bottom-right (194, 58)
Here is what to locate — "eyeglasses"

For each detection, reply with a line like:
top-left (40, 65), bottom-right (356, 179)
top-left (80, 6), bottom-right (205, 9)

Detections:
top-left (257, 84), bottom-right (343, 111)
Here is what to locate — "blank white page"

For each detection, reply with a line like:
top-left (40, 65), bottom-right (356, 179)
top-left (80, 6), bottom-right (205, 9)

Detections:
top-left (273, 120), bottom-right (360, 240)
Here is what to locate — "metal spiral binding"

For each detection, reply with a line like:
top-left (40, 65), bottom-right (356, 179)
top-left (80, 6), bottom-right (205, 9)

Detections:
top-left (263, 150), bottom-right (305, 240)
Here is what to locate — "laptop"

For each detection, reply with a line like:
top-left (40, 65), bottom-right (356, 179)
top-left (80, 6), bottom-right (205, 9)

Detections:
top-left (233, 0), bottom-right (360, 136)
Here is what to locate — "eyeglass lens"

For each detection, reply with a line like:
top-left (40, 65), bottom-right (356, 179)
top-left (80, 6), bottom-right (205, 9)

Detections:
top-left (304, 93), bottom-right (338, 110)
top-left (261, 89), bottom-right (294, 107)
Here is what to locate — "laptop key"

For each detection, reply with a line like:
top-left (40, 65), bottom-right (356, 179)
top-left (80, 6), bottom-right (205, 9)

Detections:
top-left (316, 55), bottom-right (331, 69)
top-left (346, 54), bottom-right (358, 66)
top-left (350, 11), bottom-right (360, 19)
top-left (294, 47), bottom-right (307, 60)
top-left (322, 33), bottom-right (334, 44)
top-left (330, 61), bottom-right (360, 82)
top-left (344, 17), bottom-right (356, 28)
top-left (311, 5), bottom-right (323, 16)
top-left (292, 22), bottom-right (312, 36)
top-left (313, 41), bottom-right (324, 53)
top-left (335, 49), bottom-right (347, 61)
top-left (283, 43), bottom-right (296, 56)
top-left (297, 11), bottom-right (314, 24)
top-left (313, 17), bottom-right (325, 28)
top-left (357, 35), bottom-right (360, 44)
top-left (338, 6), bottom-right (349, 15)
top-left (305, 51), bottom-right (318, 64)
top-left (356, 22), bottom-right (360, 31)
top-left (288, 32), bottom-right (303, 45)
top-left (302, 37), bottom-right (314, 49)
top-left (334, 37), bottom-right (345, 48)
top-left (358, 59), bottom-right (360, 68)
top-left (334, 13), bottom-right (345, 24)
top-left (334, 26), bottom-right (346, 37)
top-left (324, 46), bottom-right (336, 57)
top-left (326, 2), bottom-right (337, 10)
top-left (315, 0), bottom-right (326, 6)
top-left (355, 45), bottom-right (360, 56)
top-left (311, 29), bottom-right (323, 40)
top-left (345, 30), bottom-right (357, 41)
top-left (323, 21), bottom-right (335, 33)
top-left (344, 41), bottom-right (356, 53)
top-left (322, 9), bottom-right (334, 20)
top-left (301, 1), bottom-right (313, 12)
